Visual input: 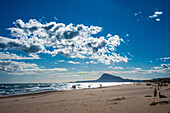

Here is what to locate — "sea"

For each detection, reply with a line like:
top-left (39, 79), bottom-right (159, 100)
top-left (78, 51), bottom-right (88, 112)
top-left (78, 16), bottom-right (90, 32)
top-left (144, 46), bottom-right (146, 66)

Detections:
top-left (0, 82), bottom-right (132, 97)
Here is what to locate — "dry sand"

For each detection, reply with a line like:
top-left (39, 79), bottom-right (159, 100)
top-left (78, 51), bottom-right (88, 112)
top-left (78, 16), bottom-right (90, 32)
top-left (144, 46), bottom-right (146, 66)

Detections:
top-left (0, 83), bottom-right (170, 113)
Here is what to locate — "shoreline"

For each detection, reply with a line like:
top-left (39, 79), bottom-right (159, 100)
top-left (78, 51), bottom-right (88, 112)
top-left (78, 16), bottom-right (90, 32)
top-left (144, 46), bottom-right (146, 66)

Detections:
top-left (0, 84), bottom-right (123, 99)
top-left (0, 82), bottom-right (132, 99)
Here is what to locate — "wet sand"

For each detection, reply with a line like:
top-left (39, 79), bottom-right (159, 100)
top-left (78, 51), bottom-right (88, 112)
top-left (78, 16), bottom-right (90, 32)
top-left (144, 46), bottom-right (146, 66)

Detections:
top-left (0, 83), bottom-right (170, 113)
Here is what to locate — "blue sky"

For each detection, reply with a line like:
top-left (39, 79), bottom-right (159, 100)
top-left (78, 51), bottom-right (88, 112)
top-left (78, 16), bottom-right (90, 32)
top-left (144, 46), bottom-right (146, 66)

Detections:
top-left (0, 0), bottom-right (170, 83)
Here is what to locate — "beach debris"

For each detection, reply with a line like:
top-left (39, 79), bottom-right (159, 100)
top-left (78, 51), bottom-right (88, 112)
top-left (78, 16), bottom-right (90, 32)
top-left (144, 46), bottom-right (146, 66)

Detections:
top-left (145, 95), bottom-right (152, 97)
top-left (80, 73), bottom-right (81, 76)
top-left (150, 100), bottom-right (169, 106)
top-left (109, 97), bottom-right (126, 101)
top-left (159, 92), bottom-right (166, 98)
top-left (113, 102), bottom-right (118, 104)
top-left (166, 88), bottom-right (170, 91)
top-left (146, 83), bottom-right (152, 86)
top-left (159, 83), bottom-right (168, 87)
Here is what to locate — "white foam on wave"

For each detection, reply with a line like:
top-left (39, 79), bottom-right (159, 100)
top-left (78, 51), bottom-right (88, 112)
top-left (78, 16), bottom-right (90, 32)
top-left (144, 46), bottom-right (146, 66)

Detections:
top-left (0, 82), bottom-right (132, 97)
top-left (70, 82), bottom-right (132, 89)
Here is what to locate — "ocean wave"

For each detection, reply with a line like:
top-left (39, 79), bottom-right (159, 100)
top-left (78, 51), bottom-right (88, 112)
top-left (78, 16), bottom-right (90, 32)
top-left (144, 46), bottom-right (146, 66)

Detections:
top-left (0, 82), bottom-right (132, 97)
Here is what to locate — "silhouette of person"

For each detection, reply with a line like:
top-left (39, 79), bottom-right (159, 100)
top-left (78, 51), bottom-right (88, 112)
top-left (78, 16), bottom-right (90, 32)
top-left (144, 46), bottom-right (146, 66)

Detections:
top-left (154, 88), bottom-right (157, 97)
top-left (100, 84), bottom-right (102, 87)
top-left (72, 85), bottom-right (76, 89)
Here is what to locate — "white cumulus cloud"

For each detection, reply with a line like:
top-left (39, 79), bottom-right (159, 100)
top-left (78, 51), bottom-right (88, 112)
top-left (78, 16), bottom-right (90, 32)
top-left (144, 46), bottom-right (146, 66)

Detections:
top-left (155, 11), bottom-right (163, 15)
top-left (149, 11), bottom-right (163, 18)
top-left (24, 68), bottom-right (68, 72)
top-left (0, 60), bottom-right (68, 73)
top-left (0, 19), bottom-right (128, 65)
top-left (86, 61), bottom-right (97, 64)
top-left (67, 61), bottom-right (80, 64)
top-left (156, 18), bottom-right (160, 21)
top-left (160, 57), bottom-right (170, 60)
top-left (0, 52), bottom-right (40, 60)
top-left (149, 11), bottom-right (163, 21)
top-left (109, 66), bottom-right (123, 70)
top-left (57, 60), bottom-right (65, 62)
top-left (0, 60), bottom-right (37, 73)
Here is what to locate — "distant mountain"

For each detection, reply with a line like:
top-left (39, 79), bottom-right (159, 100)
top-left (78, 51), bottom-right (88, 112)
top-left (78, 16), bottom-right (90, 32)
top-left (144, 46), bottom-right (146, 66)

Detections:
top-left (97, 73), bottom-right (125, 82)
top-left (74, 73), bottom-right (143, 83)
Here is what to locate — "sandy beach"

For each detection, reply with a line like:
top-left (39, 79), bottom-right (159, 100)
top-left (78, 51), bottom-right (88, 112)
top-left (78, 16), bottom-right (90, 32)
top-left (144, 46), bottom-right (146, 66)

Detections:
top-left (0, 83), bottom-right (170, 113)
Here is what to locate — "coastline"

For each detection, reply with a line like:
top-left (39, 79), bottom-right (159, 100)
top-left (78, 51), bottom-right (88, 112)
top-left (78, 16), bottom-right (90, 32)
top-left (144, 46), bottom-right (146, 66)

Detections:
top-left (0, 84), bottom-right (118, 99)
top-left (0, 82), bottom-right (132, 98)
top-left (0, 83), bottom-right (170, 113)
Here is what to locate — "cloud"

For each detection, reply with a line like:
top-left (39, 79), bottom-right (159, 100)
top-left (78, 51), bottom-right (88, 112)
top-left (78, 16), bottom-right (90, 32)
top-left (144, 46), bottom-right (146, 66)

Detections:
top-left (156, 18), bottom-right (160, 21)
top-left (54, 17), bottom-right (58, 21)
top-left (149, 11), bottom-right (163, 18)
top-left (109, 66), bottom-right (123, 70)
top-left (149, 11), bottom-right (163, 21)
top-left (153, 64), bottom-right (169, 69)
top-left (57, 60), bottom-right (65, 62)
top-left (0, 19), bottom-right (128, 65)
top-left (125, 66), bottom-right (170, 74)
top-left (24, 68), bottom-right (68, 72)
top-left (0, 52), bottom-right (40, 60)
top-left (155, 11), bottom-right (163, 15)
top-left (0, 60), bottom-right (37, 73)
top-left (153, 66), bottom-right (162, 70)
top-left (107, 34), bottom-right (112, 37)
top-left (86, 61), bottom-right (97, 64)
top-left (151, 64), bottom-right (170, 73)
top-left (0, 60), bottom-right (68, 73)
top-left (161, 64), bottom-right (169, 68)
top-left (0, 36), bottom-right (44, 53)
top-left (160, 57), bottom-right (170, 60)
top-left (67, 61), bottom-right (80, 64)
top-left (149, 14), bottom-right (158, 18)
top-left (47, 64), bottom-right (170, 78)
top-left (71, 68), bottom-right (75, 70)
top-left (79, 65), bottom-right (170, 75)
top-left (134, 12), bottom-right (142, 16)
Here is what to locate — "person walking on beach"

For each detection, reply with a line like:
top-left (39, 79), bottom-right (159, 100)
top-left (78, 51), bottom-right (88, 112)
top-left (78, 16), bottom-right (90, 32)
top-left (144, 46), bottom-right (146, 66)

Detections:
top-left (72, 85), bottom-right (76, 90)
top-left (154, 88), bottom-right (157, 97)
top-left (100, 84), bottom-right (102, 88)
